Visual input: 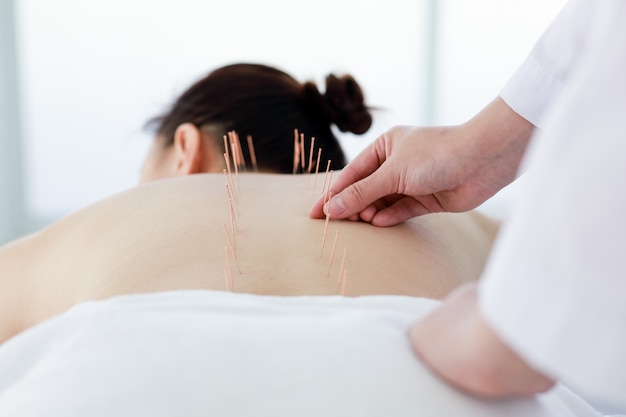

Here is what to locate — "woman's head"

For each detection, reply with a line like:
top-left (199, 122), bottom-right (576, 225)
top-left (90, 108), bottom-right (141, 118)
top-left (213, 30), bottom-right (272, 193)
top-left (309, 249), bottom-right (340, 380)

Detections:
top-left (139, 63), bottom-right (373, 183)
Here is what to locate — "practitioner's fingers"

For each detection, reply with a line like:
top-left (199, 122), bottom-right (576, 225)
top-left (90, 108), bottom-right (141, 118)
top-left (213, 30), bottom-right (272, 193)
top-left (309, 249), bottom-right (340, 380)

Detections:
top-left (309, 140), bottom-right (389, 218)
top-left (357, 204), bottom-right (379, 224)
top-left (323, 163), bottom-right (403, 220)
top-left (369, 193), bottom-right (447, 227)
top-left (370, 198), bottom-right (432, 227)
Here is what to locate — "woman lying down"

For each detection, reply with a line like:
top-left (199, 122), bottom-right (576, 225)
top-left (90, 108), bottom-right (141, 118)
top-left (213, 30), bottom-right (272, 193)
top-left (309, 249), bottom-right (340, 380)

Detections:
top-left (0, 174), bottom-right (598, 416)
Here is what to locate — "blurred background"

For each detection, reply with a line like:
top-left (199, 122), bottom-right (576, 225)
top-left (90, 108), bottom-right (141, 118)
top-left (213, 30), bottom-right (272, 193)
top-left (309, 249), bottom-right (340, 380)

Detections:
top-left (0, 0), bottom-right (566, 245)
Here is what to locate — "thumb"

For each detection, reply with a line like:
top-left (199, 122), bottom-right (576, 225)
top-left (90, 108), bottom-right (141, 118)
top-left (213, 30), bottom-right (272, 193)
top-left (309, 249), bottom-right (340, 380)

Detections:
top-left (325, 167), bottom-right (396, 219)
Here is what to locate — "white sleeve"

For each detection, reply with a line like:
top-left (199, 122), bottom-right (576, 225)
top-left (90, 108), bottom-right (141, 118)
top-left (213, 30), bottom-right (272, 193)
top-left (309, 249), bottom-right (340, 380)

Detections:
top-left (499, 0), bottom-right (597, 127)
top-left (481, 0), bottom-right (626, 409)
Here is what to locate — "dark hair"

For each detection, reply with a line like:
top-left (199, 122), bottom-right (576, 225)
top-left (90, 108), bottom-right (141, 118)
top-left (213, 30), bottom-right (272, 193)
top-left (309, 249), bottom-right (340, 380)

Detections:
top-left (145, 63), bottom-right (373, 173)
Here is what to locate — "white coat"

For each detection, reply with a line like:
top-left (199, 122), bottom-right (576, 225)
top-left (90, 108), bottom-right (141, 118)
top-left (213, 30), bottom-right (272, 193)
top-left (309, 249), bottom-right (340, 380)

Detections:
top-left (481, 0), bottom-right (626, 409)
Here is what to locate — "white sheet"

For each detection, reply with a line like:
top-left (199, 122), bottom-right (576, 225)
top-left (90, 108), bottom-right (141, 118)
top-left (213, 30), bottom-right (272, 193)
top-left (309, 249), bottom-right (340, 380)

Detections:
top-left (0, 291), bottom-right (601, 417)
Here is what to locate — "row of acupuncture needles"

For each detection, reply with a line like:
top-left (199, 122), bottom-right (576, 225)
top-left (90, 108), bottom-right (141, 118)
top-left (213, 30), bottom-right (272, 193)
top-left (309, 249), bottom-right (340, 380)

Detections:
top-left (223, 131), bottom-right (249, 292)
top-left (293, 128), bottom-right (349, 295)
top-left (221, 128), bottom-right (349, 295)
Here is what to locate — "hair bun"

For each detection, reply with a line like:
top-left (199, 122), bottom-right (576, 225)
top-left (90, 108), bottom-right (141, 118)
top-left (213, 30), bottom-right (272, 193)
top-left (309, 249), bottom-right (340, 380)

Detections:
top-left (322, 74), bottom-right (373, 135)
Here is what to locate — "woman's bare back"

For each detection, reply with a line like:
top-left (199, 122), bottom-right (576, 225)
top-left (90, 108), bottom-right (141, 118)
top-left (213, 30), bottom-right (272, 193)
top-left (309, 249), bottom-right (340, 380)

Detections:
top-left (0, 173), bottom-right (498, 343)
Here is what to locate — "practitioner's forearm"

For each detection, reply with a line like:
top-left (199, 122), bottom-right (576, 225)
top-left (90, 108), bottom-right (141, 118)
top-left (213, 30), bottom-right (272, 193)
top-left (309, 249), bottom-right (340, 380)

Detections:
top-left (408, 284), bottom-right (554, 398)
top-left (0, 235), bottom-right (31, 343)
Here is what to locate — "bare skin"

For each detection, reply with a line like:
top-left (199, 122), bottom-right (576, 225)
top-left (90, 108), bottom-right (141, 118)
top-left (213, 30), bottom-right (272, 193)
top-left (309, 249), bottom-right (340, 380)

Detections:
top-left (409, 284), bottom-right (555, 398)
top-left (0, 173), bottom-right (498, 344)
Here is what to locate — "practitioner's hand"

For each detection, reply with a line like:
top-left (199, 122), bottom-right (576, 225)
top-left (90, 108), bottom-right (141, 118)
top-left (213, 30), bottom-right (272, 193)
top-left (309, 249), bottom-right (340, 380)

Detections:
top-left (309, 97), bottom-right (534, 226)
top-left (408, 283), bottom-right (555, 398)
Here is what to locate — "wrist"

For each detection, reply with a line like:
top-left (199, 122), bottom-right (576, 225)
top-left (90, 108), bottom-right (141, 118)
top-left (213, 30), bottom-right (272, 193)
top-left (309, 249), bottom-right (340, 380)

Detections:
top-left (454, 97), bottom-right (535, 194)
top-left (466, 96), bottom-right (535, 163)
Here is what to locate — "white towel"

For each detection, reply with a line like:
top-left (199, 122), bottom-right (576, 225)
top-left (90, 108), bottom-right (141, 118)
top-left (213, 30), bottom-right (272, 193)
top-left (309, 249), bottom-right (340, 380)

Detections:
top-left (0, 290), bottom-right (601, 417)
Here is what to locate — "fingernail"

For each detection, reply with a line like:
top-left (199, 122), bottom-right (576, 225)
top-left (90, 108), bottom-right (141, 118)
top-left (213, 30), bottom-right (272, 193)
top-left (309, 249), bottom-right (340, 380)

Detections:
top-left (324, 196), bottom-right (346, 216)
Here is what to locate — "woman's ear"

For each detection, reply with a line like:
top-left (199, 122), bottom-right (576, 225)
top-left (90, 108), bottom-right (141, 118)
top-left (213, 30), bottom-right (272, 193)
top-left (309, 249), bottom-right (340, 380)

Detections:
top-left (172, 123), bottom-right (204, 176)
